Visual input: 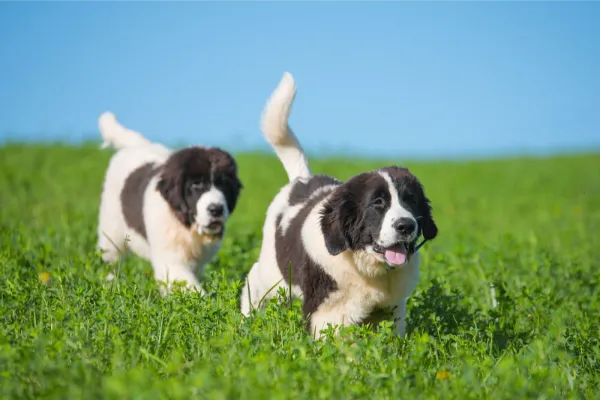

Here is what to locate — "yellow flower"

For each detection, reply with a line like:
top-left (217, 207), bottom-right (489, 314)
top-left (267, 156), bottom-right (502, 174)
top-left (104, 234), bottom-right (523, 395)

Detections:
top-left (436, 370), bottom-right (451, 381)
top-left (39, 272), bottom-right (51, 284)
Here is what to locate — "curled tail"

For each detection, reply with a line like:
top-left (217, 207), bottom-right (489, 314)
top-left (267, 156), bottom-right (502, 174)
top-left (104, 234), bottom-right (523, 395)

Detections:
top-left (261, 72), bottom-right (311, 182)
top-left (98, 112), bottom-right (151, 150)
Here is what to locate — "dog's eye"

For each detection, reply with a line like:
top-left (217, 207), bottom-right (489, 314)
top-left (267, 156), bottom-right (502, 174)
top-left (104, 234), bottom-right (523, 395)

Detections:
top-left (190, 181), bottom-right (205, 191)
top-left (371, 197), bottom-right (385, 209)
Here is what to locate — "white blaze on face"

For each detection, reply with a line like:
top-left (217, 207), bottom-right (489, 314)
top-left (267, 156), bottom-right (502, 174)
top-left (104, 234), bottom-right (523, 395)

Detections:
top-left (195, 186), bottom-right (229, 234)
top-left (377, 172), bottom-right (418, 248)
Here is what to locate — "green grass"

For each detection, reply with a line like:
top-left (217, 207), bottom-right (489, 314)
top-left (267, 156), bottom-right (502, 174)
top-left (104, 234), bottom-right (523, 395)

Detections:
top-left (1, 143), bottom-right (599, 399)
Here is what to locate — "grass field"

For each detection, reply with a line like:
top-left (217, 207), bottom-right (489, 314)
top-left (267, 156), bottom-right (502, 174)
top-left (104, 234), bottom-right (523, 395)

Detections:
top-left (1, 143), bottom-right (599, 399)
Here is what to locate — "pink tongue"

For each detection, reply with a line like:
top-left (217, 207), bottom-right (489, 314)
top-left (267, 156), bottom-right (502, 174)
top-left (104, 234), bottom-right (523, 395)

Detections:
top-left (384, 243), bottom-right (407, 265)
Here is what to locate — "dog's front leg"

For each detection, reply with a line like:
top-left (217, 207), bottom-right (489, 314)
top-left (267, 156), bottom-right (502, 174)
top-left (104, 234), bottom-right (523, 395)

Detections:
top-left (152, 254), bottom-right (204, 296)
top-left (309, 306), bottom-right (351, 340)
top-left (393, 298), bottom-right (408, 337)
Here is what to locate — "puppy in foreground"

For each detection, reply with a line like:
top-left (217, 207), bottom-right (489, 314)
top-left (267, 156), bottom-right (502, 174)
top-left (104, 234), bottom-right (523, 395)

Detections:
top-left (97, 113), bottom-right (242, 294)
top-left (240, 73), bottom-right (438, 337)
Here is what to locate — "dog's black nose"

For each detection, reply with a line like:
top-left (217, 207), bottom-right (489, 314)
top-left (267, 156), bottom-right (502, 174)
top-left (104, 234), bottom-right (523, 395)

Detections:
top-left (393, 218), bottom-right (416, 235)
top-left (207, 203), bottom-right (224, 217)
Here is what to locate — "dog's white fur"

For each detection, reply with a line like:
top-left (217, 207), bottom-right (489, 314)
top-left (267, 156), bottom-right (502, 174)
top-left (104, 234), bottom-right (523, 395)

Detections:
top-left (240, 73), bottom-right (421, 338)
top-left (97, 112), bottom-right (225, 294)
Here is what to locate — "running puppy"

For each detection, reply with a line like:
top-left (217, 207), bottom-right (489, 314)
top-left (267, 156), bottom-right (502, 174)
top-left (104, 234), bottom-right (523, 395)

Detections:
top-left (240, 73), bottom-right (438, 337)
top-left (97, 112), bottom-right (242, 294)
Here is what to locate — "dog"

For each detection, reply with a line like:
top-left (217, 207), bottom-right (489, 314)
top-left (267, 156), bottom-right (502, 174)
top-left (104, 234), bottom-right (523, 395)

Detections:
top-left (96, 112), bottom-right (242, 294)
top-left (240, 73), bottom-right (438, 338)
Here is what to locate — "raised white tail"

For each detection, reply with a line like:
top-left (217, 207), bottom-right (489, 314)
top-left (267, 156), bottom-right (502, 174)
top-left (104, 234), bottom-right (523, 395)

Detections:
top-left (98, 112), bottom-right (151, 150)
top-left (261, 72), bottom-right (311, 182)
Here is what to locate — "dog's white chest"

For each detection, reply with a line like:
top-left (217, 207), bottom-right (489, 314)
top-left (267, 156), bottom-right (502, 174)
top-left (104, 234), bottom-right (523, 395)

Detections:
top-left (330, 260), bottom-right (420, 325)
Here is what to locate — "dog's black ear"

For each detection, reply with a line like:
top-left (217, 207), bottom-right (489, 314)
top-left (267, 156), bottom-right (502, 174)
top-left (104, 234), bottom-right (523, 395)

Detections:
top-left (421, 196), bottom-right (438, 241)
top-left (157, 171), bottom-right (189, 225)
top-left (320, 202), bottom-right (347, 256)
top-left (207, 147), bottom-right (244, 214)
top-left (220, 173), bottom-right (243, 215)
top-left (320, 186), bottom-right (359, 256)
top-left (226, 176), bottom-right (243, 214)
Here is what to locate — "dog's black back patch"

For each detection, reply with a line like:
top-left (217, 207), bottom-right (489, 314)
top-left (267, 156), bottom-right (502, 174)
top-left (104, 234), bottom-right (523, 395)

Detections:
top-left (288, 175), bottom-right (341, 206)
top-left (120, 162), bottom-right (158, 240)
top-left (275, 187), bottom-right (338, 329)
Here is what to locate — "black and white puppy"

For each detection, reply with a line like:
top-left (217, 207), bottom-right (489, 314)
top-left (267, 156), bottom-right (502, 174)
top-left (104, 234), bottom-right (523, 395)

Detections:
top-left (240, 73), bottom-right (438, 337)
top-left (97, 112), bottom-right (242, 294)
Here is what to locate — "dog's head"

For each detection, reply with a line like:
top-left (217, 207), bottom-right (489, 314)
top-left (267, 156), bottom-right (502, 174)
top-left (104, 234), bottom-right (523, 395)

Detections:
top-left (157, 146), bottom-right (243, 236)
top-left (320, 166), bottom-right (437, 271)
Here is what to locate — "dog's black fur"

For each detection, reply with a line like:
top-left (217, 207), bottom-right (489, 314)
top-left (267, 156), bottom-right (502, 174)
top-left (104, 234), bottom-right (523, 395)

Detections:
top-left (121, 162), bottom-right (159, 239)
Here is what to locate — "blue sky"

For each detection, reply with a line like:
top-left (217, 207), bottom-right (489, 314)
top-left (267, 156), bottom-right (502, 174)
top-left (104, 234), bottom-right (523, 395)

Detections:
top-left (1, 2), bottom-right (599, 159)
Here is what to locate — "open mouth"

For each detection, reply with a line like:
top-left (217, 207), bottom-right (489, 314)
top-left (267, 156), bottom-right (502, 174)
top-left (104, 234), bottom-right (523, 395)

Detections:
top-left (199, 220), bottom-right (224, 234)
top-left (373, 243), bottom-right (409, 266)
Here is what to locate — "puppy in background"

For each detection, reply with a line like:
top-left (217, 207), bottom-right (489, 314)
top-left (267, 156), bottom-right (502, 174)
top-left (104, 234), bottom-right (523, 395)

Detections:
top-left (240, 73), bottom-right (438, 337)
top-left (97, 112), bottom-right (242, 294)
